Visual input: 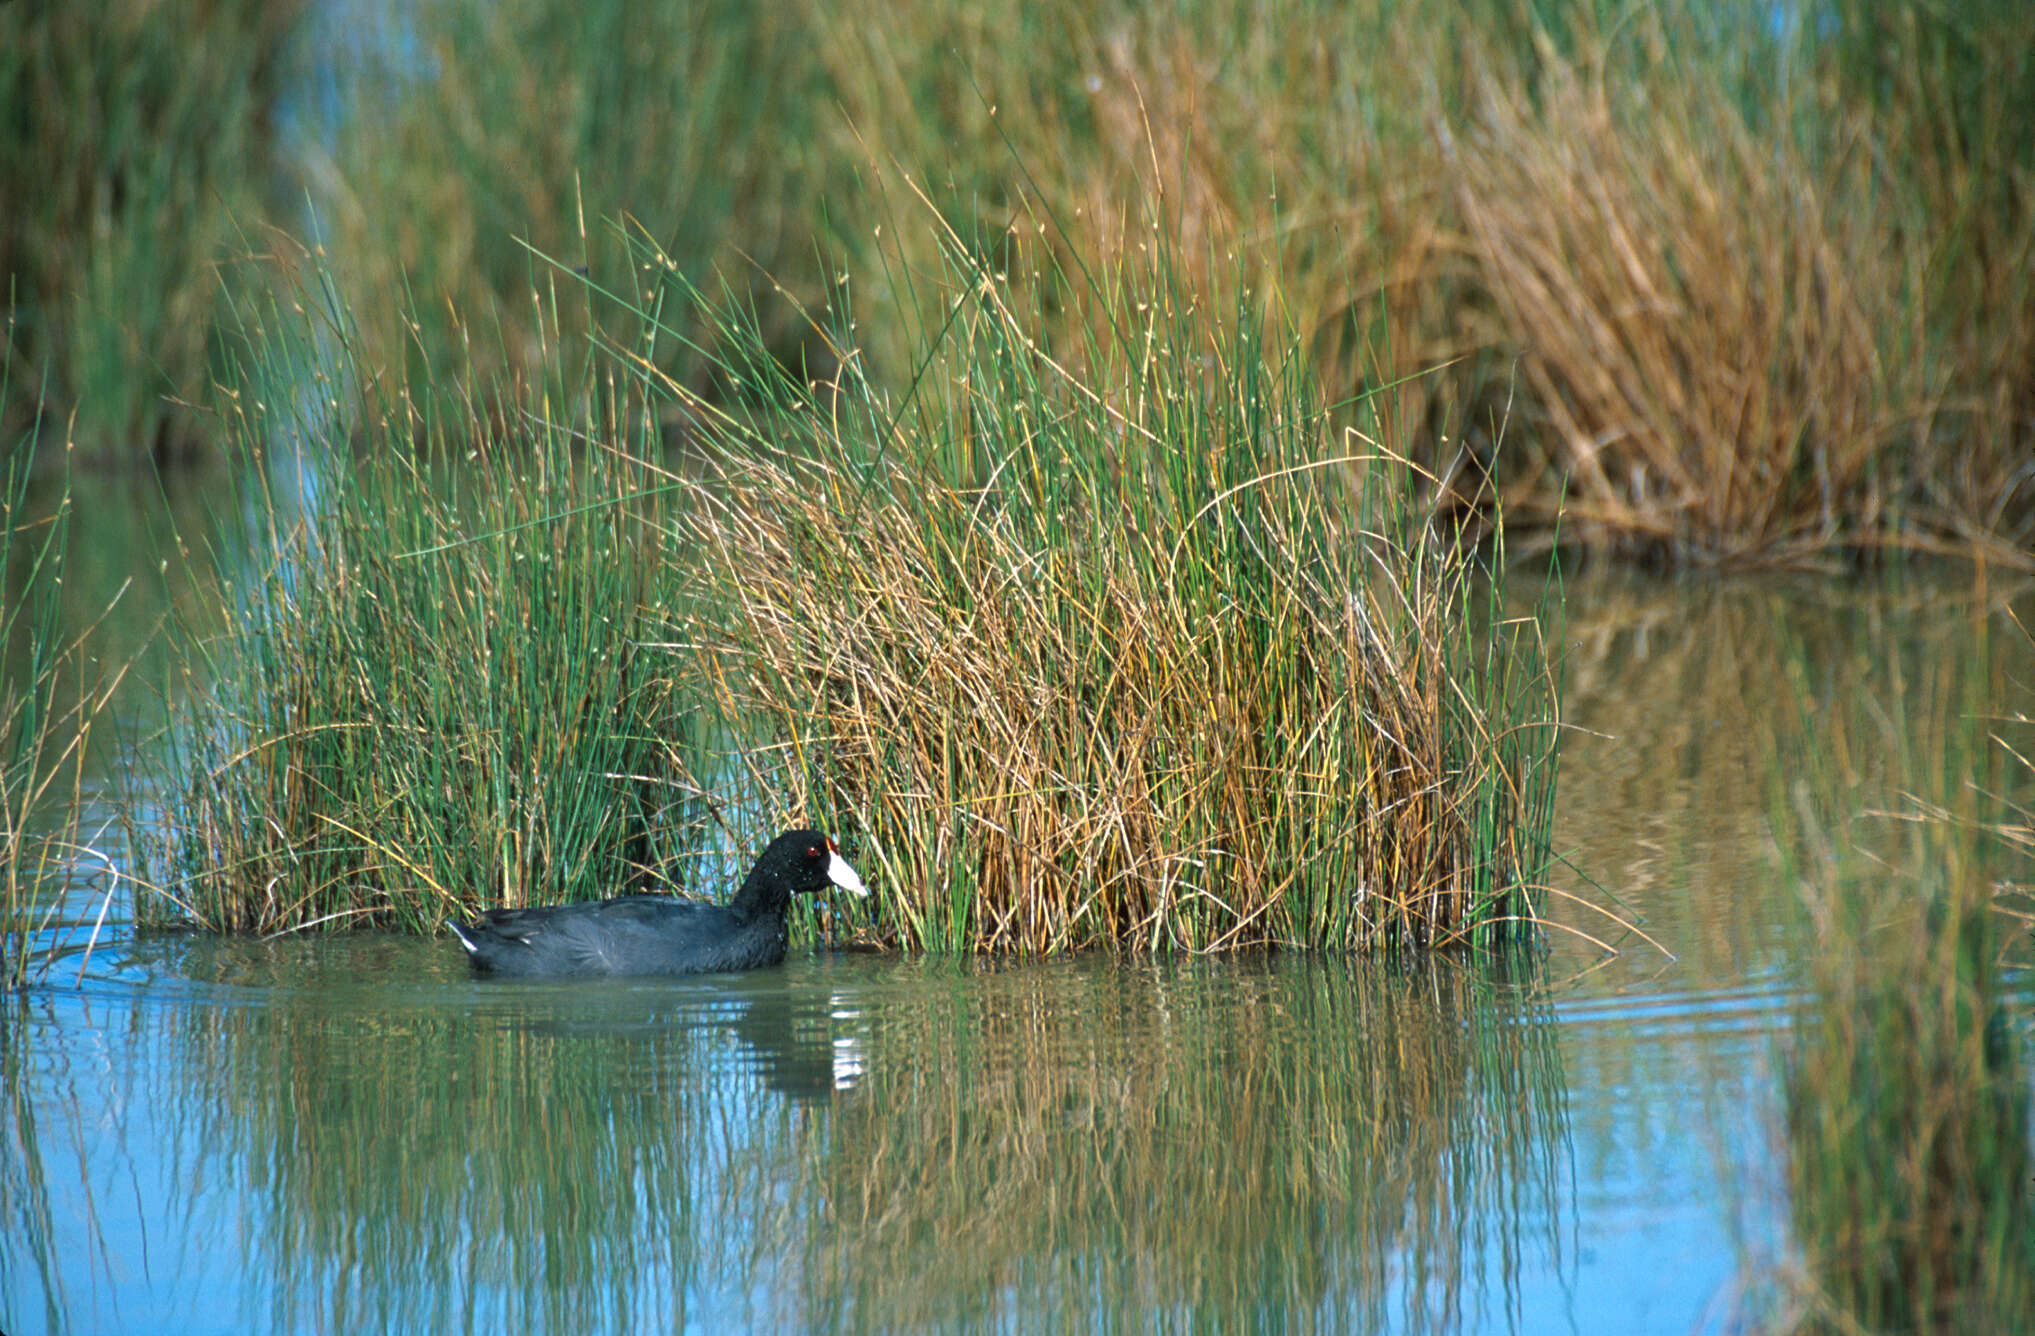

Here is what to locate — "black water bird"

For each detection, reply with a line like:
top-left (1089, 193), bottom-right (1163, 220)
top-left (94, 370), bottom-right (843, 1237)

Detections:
top-left (446, 829), bottom-right (867, 978)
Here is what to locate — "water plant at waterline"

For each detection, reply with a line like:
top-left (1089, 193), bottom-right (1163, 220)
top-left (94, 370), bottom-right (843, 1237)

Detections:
top-left (1763, 616), bottom-right (2035, 1332)
top-left (623, 209), bottom-right (1562, 954)
top-left (144, 203), bottom-right (1560, 954)
top-left (1, 439), bottom-right (128, 985)
top-left (141, 265), bottom-right (722, 935)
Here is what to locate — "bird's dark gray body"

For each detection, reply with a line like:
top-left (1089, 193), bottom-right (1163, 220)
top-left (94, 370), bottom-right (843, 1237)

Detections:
top-left (452, 894), bottom-right (794, 977)
top-left (447, 829), bottom-right (866, 978)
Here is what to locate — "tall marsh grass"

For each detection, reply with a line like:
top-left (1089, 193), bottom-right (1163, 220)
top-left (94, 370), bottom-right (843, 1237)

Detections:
top-left (9, 0), bottom-right (2032, 565)
top-left (1454, 54), bottom-right (1897, 563)
top-left (144, 247), bottom-right (720, 933)
top-left (2, 435), bottom-right (125, 986)
top-left (635, 206), bottom-right (1559, 953)
top-left (142, 197), bottom-right (1561, 954)
top-left (282, 0), bottom-right (2034, 566)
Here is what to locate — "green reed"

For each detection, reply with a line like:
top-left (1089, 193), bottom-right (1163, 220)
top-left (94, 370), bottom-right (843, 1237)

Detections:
top-left (141, 244), bottom-right (723, 933)
top-left (307, 0), bottom-right (833, 429)
top-left (0, 444), bottom-right (71, 984)
top-left (1, 365), bottom-right (128, 985)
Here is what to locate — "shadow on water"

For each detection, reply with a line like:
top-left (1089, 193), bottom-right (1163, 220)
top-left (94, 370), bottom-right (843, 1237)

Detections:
top-left (0, 943), bottom-right (1572, 1335)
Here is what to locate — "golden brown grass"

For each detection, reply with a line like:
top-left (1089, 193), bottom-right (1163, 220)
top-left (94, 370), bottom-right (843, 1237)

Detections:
top-left (13, 0), bottom-right (2033, 565)
top-left (803, 2), bottom-right (2035, 568)
top-left (1453, 53), bottom-right (1899, 564)
top-left (695, 454), bottom-right (1518, 954)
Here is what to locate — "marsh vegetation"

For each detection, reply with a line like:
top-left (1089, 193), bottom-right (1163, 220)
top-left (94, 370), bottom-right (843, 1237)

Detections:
top-left (3, 3), bottom-right (2033, 1331)
top-left (7, 0), bottom-right (2030, 565)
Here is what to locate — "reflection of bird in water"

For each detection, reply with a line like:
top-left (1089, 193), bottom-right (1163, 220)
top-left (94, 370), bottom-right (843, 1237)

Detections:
top-left (733, 987), bottom-right (870, 1101)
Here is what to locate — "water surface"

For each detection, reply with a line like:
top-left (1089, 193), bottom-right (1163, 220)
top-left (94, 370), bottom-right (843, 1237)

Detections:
top-left (4, 570), bottom-right (2032, 1334)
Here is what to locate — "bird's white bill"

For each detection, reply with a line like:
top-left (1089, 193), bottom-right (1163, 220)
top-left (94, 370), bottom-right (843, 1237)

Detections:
top-left (827, 849), bottom-right (869, 896)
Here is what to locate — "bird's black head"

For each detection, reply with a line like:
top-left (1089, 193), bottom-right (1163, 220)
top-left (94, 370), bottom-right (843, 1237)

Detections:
top-left (738, 828), bottom-right (869, 914)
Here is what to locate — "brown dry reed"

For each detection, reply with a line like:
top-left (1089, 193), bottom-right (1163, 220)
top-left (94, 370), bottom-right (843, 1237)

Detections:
top-left (293, 0), bottom-right (2033, 568)
top-left (1454, 54), bottom-right (1896, 563)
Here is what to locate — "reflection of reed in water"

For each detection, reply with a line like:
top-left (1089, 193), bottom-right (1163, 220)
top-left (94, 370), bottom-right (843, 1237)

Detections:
top-left (129, 953), bottom-right (794, 1335)
top-left (1768, 613), bottom-right (2035, 1333)
top-left (749, 954), bottom-right (1570, 1333)
top-left (1544, 574), bottom-right (2034, 977)
top-left (6, 948), bottom-right (1570, 1332)
top-left (0, 998), bottom-right (69, 1332)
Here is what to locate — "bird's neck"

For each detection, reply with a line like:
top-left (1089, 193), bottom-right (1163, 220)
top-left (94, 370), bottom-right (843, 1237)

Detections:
top-left (730, 877), bottom-right (790, 922)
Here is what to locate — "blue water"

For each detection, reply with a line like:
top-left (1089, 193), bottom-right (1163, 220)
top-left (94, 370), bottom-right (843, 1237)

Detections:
top-left (0, 937), bottom-right (1790, 1335)
top-left (5, 575), bottom-right (2029, 1334)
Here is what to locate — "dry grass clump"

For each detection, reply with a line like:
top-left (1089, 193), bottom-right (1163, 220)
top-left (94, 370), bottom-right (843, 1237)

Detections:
top-left (699, 454), bottom-right (1504, 953)
top-left (1453, 52), bottom-right (1897, 564)
top-left (810, 3), bottom-right (1480, 488)
top-left (810, 1), bottom-right (2035, 567)
top-left (661, 215), bottom-right (1559, 955)
top-left (13, 0), bottom-right (2033, 565)
top-left (1441, 6), bottom-right (2035, 566)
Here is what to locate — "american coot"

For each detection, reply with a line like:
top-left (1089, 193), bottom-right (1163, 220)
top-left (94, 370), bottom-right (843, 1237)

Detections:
top-left (446, 829), bottom-right (868, 978)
